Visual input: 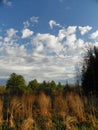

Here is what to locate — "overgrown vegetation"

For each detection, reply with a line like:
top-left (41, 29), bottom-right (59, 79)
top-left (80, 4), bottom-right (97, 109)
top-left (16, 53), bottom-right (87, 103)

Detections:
top-left (0, 46), bottom-right (98, 130)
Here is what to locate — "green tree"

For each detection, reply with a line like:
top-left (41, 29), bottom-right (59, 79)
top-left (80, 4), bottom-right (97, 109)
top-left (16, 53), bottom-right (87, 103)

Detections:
top-left (6, 73), bottom-right (26, 95)
top-left (82, 46), bottom-right (98, 95)
top-left (50, 80), bottom-right (56, 90)
top-left (38, 81), bottom-right (51, 94)
top-left (28, 79), bottom-right (39, 91)
top-left (38, 80), bottom-right (57, 94)
top-left (57, 82), bottom-right (63, 91)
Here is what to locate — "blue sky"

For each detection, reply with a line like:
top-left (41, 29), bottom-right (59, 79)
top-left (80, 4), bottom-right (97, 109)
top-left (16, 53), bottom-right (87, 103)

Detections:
top-left (1, 0), bottom-right (98, 31)
top-left (0, 0), bottom-right (98, 84)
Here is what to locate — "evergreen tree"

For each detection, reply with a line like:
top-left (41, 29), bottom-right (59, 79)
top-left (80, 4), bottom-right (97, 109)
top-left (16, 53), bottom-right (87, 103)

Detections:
top-left (28, 79), bottom-right (39, 90)
top-left (6, 73), bottom-right (26, 95)
top-left (82, 46), bottom-right (98, 95)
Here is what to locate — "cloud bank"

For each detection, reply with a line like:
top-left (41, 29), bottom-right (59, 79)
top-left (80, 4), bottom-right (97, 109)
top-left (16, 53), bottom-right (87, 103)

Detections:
top-left (0, 20), bottom-right (97, 84)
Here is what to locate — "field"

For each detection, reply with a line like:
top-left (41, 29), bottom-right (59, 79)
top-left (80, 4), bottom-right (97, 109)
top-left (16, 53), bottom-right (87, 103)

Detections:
top-left (0, 85), bottom-right (98, 130)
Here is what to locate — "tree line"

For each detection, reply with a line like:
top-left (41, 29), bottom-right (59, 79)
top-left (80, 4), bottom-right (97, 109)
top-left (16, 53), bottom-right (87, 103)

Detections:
top-left (5, 73), bottom-right (69, 95)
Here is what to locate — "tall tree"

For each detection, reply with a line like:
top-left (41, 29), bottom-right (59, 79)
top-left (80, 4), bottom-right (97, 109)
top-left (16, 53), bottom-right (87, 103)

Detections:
top-left (81, 46), bottom-right (98, 95)
top-left (6, 73), bottom-right (26, 94)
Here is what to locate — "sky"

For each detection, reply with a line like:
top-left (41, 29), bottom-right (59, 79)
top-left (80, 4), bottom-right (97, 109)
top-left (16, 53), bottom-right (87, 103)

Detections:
top-left (0, 0), bottom-right (98, 84)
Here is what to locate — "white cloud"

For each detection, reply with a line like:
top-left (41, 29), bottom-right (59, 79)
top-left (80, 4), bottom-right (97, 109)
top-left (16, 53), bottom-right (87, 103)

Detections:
top-left (58, 29), bottom-right (66, 41)
top-left (6, 28), bottom-right (18, 37)
top-left (2, 28), bottom-right (18, 45)
top-left (58, 26), bottom-right (77, 42)
top-left (49, 20), bottom-right (62, 29)
top-left (32, 33), bottom-right (63, 55)
top-left (65, 34), bottom-right (77, 47)
top-left (30, 16), bottom-right (39, 24)
top-left (22, 28), bottom-right (34, 39)
top-left (90, 30), bottom-right (98, 39)
top-left (49, 20), bottom-right (56, 29)
top-left (3, 0), bottom-right (12, 6)
top-left (78, 26), bottom-right (92, 35)
top-left (0, 24), bottom-right (97, 84)
top-left (23, 16), bottom-right (39, 28)
top-left (75, 39), bottom-right (84, 48)
top-left (66, 26), bottom-right (77, 35)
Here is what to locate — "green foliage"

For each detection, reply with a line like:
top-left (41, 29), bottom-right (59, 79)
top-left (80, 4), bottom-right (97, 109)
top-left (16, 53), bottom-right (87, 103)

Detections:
top-left (6, 73), bottom-right (26, 88)
top-left (50, 80), bottom-right (56, 90)
top-left (6, 73), bottom-right (26, 95)
top-left (37, 80), bottom-right (57, 95)
top-left (28, 79), bottom-right (39, 91)
top-left (75, 123), bottom-right (98, 130)
top-left (1, 124), bottom-right (14, 130)
top-left (52, 117), bottom-right (65, 130)
top-left (57, 82), bottom-right (63, 91)
top-left (0, 86), bottom-right (6, 94)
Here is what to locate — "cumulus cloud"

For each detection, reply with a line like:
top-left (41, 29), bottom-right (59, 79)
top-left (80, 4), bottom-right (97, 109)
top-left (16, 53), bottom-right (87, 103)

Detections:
top-left (2, 28), bottom-right (18, 44)
top-left (49, 20), bottom-right (62, 29)
top-left (66, 26), bottom-right (77, 35)
top-left (22, 28), bottom-right (34, 39)
top-left (90, 30), bottom-right (98, 39)
top-left (58, 26), bottom-right (77, 41)
top-left (32, 33), bottom-right (63, 56)
top-left (78, 26), bottom-right (92, 35)
top-left (0, 24), bottom-right (97, 84)
top-left (65, 34), bottom-right (77, 47)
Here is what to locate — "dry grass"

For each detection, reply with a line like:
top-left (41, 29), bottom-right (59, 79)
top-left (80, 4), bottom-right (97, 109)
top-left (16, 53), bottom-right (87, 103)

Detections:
top-left (20, 117), bottom-right (36, 130)
top-left (65, 115), bottom-right (77, 130)
top-left (66, 92), bottom-right (85, 121)
top-left (0, 98), bottom-right (3, 125)
top-left (21, 94), bottom-right (35, 118)
top-left (54, 93), bottom-right (68, 118)
top-left (8, 95), bottom-right (36, 129)
top-left (37, 92), bottom-right (51, 116)
top-left (84, 95), bottom-right (98, 127)
top-left (0, 89), bottom-right (98, 129)
top-left (9, 96), bottom-right (22, 119)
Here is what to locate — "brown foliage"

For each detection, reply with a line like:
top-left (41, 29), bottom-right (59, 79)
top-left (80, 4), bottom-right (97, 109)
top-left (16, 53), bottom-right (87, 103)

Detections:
top-left (0, 98), bottom-right (3, 125)
top-left (66, 92), bottom-right (85, 121)
top-left (20, 117), bottom-right (36, 130)
top-left (53, 93), bottom-right (68, 118)
top-left (21, 94), bottom-right (35, 118)
top-left (37, 92), bottom-right (51, 116)
top-left (0, 89), bottom-right (97, 129)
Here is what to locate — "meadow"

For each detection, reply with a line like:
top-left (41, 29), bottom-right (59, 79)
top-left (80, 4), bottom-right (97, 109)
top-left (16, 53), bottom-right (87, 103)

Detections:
top-left (0, 83), bottom-right (97, 130)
